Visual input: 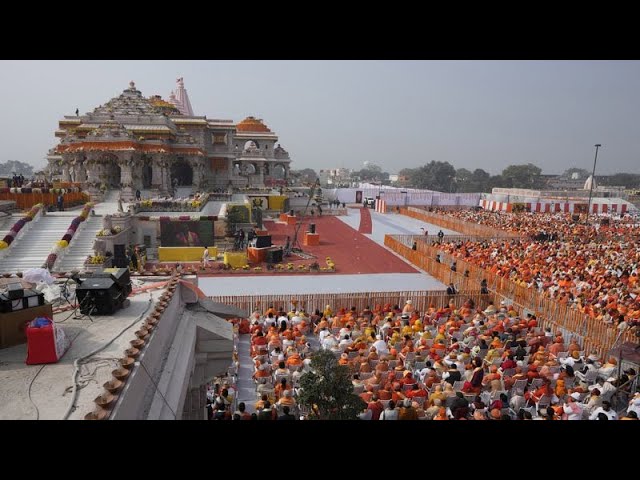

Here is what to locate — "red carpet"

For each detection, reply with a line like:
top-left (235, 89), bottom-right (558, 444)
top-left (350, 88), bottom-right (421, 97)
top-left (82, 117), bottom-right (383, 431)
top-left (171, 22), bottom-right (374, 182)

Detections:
top-left (156, 214), bottom-right (417, 277)
top-left (358, 206), bottom-right (372, 234)
top-left (252, 214), bottom-right (416, 275)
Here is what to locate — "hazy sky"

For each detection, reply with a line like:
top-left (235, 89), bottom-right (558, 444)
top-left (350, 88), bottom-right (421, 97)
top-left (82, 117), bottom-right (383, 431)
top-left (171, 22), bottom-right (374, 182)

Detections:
top-left (1, 60), bottom-right (639, 175)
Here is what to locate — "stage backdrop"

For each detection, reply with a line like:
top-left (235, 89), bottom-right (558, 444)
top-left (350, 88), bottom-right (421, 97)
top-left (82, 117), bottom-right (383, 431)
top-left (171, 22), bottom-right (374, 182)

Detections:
top-left (160, 220), bottom-right (214, 247)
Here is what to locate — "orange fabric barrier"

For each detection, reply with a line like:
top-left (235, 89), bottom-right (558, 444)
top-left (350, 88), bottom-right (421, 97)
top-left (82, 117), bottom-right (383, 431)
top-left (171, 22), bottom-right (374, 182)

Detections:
top-left (0, 192), bottom-right (89, 210)
top-left (399, 207), bottom-right (521, 238)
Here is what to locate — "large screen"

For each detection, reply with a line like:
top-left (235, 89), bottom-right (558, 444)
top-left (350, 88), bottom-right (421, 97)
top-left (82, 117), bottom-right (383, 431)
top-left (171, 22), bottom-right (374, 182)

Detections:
top-left (160, 220), bottom-right (214, 247)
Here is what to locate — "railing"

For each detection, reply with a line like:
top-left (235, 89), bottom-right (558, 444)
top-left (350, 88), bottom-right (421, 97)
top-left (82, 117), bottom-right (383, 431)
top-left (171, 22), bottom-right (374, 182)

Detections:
top-left (43, 203), bottom-right (94, 271)
top-left (384, 233), bottom-right (637, 357)
top-left (209, 290), bottom-right (495, 317)
top-left (392, 234), bottom-right (524, 249)
top-left (0, 203), bottom-right (44, 257)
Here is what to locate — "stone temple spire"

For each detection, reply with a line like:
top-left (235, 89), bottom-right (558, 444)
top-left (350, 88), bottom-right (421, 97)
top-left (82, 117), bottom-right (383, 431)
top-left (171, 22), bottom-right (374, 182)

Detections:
top-left (173, 77), bottom-right (194, 116)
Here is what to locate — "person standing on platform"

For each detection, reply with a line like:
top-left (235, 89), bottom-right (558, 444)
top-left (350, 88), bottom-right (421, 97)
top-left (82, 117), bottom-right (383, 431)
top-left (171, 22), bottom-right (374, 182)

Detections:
top-left (57, 193), bottom-right (64, 212)
top-left (135, 189), bottom-right (141, 201)
top-left (130, 246), bottom-right (139, 272)
top-left (202, 246), bottom-right (211, 269)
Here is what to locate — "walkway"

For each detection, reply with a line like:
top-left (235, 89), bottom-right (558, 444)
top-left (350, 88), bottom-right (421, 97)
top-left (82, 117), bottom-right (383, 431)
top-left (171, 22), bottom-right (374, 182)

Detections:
top-left (235, 334), bottom-right (258, 413)
top-left (198, 273), bottom-right (443, 296)
top-left (358, 206), bottom-right (372, 234)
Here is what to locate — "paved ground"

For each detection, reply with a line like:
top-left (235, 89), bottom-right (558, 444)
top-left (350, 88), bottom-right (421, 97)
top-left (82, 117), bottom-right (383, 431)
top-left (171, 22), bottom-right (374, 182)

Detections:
top-left (198, 273), bottom-right (444, 295)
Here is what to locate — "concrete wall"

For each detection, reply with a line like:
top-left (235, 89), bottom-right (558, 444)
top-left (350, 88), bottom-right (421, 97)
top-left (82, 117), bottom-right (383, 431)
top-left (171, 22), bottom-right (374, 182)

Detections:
top-left (109, 279), bottom-right (233, 420)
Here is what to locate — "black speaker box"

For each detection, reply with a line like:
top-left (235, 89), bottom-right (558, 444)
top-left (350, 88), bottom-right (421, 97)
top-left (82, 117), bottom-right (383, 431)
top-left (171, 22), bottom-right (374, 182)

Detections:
top-left (255, 235), bottom-right (272, 248)
top-left (266, 248), bottom-right (283, 264)
top-left (75, 268), bottom-right (132, 315)
top-left (309, 223), bottom-right (316, 234)
top-left (91, 268), bottom-right (132, 295)
top-left (76, 278), bottom-right (120, 315)
top-left (114, 244), bottom-right (126, 257)
top-left (112, 256), bottom-right (129, 268)
top-left (7, 283), bottom-right (24, 300)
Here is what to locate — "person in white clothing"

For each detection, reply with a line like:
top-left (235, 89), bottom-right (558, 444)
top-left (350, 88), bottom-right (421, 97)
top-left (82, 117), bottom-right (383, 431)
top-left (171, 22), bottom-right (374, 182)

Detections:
top-left (318, 327), bottom-right (331, 343)
top-left (627, 392), bottom-right (640, 417)
top-left (589, 401), bottom-right (618, 420)
top-left (202, 247), bottom-right (211, 268)
top-left (563, 393), bottom-right (584, 420)
top-left (339, 335), bottom-right (353, 349)
top-left (598, 377), bottom-right (617, 402)
top-left (372, 335), bottom-right (389, 356)
top-left (322, 335), bottom-right (338, 351)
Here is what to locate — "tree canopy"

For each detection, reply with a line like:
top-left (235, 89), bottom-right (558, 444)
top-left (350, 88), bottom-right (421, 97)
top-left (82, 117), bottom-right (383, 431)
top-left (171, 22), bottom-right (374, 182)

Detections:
top-left (290, 168), bottom-right (318, 185)
top-left (297, 349), bottom-right (365, 420)
top-left (501, 163), bottom-right (545, 189)
top-left (0, 160), bottom-right (34, 177)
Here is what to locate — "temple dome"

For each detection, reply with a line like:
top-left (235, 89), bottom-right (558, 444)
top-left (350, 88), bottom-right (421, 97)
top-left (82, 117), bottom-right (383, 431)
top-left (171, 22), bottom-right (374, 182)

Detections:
top-left (236, 116), bottom-right (271, 132)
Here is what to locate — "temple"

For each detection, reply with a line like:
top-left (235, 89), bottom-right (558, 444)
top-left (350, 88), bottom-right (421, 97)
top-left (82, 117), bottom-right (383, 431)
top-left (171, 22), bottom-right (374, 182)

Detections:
top-left (47, 79), bottom-right (292, 200)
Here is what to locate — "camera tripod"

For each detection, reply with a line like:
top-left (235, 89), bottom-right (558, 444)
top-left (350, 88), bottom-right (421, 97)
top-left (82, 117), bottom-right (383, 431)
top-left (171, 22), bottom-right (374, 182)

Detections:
top-left (60, 277), bottom-right (96, 322)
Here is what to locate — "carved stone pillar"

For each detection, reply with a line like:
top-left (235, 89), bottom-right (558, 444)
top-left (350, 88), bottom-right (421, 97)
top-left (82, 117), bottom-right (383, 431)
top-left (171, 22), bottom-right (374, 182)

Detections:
top-left (228, 158), bottom-right (234, 175)
top-left (151, 155), bottom-right (163, 189)
top-left (119, 155), bottom-right (135, 201)
top-left (85, 157), bottom-right (100, 185)
top-left (255, 161), bottom-right (265, 187)
top-left (75, 158), bottom-right (87, 184)
top-left (190, 156), bottom-right (204, 192)
top-left (61, 164), bottom-right (71, 182)
top-left (131, 154), bottom-right (144, 191)
top-left (160, 157), bottom-right (171, 195)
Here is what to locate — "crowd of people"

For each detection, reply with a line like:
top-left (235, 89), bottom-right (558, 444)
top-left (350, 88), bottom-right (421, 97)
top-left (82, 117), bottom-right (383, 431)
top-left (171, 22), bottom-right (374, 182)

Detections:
top-left (427, 210), bottom-right (640, 332)
top-left (212, 298), bottom-right (639, 420)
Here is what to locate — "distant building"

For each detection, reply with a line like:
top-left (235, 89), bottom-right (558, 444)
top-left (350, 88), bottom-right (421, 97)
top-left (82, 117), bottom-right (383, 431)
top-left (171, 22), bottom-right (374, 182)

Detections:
top-left (318, 167), bottom-right (353, 187)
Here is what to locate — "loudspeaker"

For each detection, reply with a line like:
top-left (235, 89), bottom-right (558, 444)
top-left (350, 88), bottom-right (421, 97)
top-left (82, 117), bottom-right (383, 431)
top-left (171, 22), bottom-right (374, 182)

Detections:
top-left (113, 256), bottom-right (129, 268)
top-left (114, 244), bottom-right (126, 258)
top-left (266, 248), bottom-right (283, 264)
top-left (571, 214), bottom-right (580, 222)
top-left (289, 209), bottom-right (294, 216)
top-left (255, 235), bottom-right (272, 248)
top-left (76, 278), bottom-right (120, 315)
top-left (75, 268), bottom-right (132, 315)
top-left (7, 283), bottom-right (24, 300)
top-left (309, 223), bottom-right (316, 234)
top-left (600, 218), bottom-right (610, 226)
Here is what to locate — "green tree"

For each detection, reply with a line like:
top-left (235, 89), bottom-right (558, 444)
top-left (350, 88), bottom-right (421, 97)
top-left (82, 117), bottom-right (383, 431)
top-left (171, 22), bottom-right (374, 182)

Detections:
top-left (354, 164), bottom-right (385, 182)
top-left (454, 168), bottom-right (473, 192)
top-left (501, 163), bottom-right (544, 189)
top-left (562, 167), bottom-right (590, 179)
top-left (225, 205), bottom-right (250, 237)
top-left (290, 168), bottom-right (318, 185)
top-left (410, 161), bottom-right (456, 191)
top-left (599, 173), bottom-right (640, 189)
top-left (487, 174), bottom-right (512, 190)
top-left (471, 168), bottom-right (492, 192)
top-left (298, 349), bottom-right (366, 420)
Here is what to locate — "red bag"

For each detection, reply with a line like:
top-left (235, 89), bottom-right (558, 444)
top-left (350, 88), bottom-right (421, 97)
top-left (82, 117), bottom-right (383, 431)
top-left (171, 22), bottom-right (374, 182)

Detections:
top-left (25, 317), bottom-right (70, 365)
